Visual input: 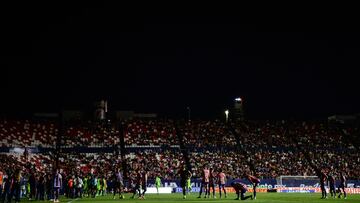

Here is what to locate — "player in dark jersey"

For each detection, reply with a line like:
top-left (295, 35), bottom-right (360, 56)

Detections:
top-left (197, 165), bottom-right (210, 198)
top-left (53, 169), bottom-right (62, 203)
top-left (1, 171), bottom-right (11, 203)
top-left (9, 168), bottom-right (21, 203)
top-left (315, 168), bottom-right (327, 199)
top-left (337, 172), bottom-right (347, 199)
top-left (245, 174), bottom-right (260, 200)
top-left (231, 182), bottom-right (253, 200)
top-left (112, 168), bottom-right (124, 199)
top-left (327, 173), bottom-right (336, 198)
top-left (140, 170), bottom-right (148, 199)
top-left (178, 165), bottom-right (192, 199)
top-left (207, 168), bottom-right (216, 198)
top-left (87, 170), bottom-right (97, 198)
top-left (128, 175), bottom-right (136, 197)
top-left (131, 170), bottom-right (142, 199)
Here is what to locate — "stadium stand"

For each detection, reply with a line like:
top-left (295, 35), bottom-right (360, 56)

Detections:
top-left (180, 120), bottom-right (237, 148)
top-left (63, 121), bottom-right (121, 147)
top-left (124, 119), bottom-right (177, 146)
top-left (124, 149), bottom-right (184, 180)
top-left (0, 119), bottom-right (57, 147)
top-left (0, 117), bottom-right (359, 200)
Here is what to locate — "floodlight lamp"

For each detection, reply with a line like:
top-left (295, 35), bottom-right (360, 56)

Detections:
top-left (235, 97), bottom-right (242, 102)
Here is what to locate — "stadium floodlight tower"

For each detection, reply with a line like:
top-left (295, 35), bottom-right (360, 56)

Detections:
top-left (234, 97), bottom-right (244, 122)
top-left (94, 99), bottom-right (108, 121)
top-left (225, 110), bottom-right (229, 123)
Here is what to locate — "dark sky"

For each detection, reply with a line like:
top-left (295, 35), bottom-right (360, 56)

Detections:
top-left (1, 7), bottom-right (360, 119)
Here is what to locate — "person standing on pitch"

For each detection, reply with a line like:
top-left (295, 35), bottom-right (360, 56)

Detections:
top-left (140, 169), bottom-right (148, 199)
top-left (1, 172), bottom-right (11, 203)
top-left (178, 165), bottom-right (192, 199)
top-left (9, 168), bottom-right (21, 203)
top-left (74, 175), bottom-right (83, 198)
top-left (0, 167), bottom-right (3, 199)
top-left (207, 168), bottom-right (216, 198)
top-left (155, 174), bottom-right (161, 195)
top-left (197, 165), bottom-right (210, 198)
top-left (338, 172), bottom-right (347, 199)
top-left (131, 170), bottom-right (142, 199)
top-left (186, 171), bottom-right (192, 195)
top-left (28, 170), bottom-right (36, 200)
top-left (113, 168), bottom-right (125, 199)
top-left (245, 174), bottom-right (260, 200)
top-left (53, 169), bottom-right (62, 203)
top-left (314, 167), bottom-right (327, 199)
top-left (327, 173), bottom-right (336, 198)
top-left (320, 169), bottom-right (328, 199)
top-left (217, 169), bottom-right (227, 198)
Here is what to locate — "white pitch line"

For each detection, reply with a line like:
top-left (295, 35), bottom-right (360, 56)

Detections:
top-left (67, 198), bottom-right (79, 203)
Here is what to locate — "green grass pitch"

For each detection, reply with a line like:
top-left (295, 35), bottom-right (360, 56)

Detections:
top-left (21, 193), bottom-right (360, 203)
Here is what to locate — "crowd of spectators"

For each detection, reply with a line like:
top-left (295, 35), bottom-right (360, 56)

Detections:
top-left (0, 152), bottom-right (54, 173)
top-left (189, 150), bottom-right (250, 179)
top-left (308, 149), bottom-right (360, 179)
top-left (124, 120), bottom-right (177, 146)
top-left (124, 149), bottom-right (184, 180)
top-left (180, 120), bottom-right (237, 148)
top-left (235, 120), bottom-right (295, 150)
top-left (0, 119), bottom-right (57, 148)
top-left (288, 121), bottom-right (355, 150)
top-left (63, 121), bottom-right (121, 147)
top-left (0, 118), bottom-right (123, 148)
top-left (57, 152), bottom-right (120, 177)
top-left (0, 117), bottom-right (359, 183)
top-left (250, 149), bottom-right (313, 178)
top-left (227, 120), bottom-right (359, 178)
top-left (0, 152), bottom-right (118, 201)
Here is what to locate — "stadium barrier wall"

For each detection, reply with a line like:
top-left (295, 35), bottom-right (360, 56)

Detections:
top-left (148, 179), bottom-right (360, 194)
top-left (276, 187), bottom-right (360, 194)
top-left (153, 179), bottom-right (276, 189)
top-left (153, 178), bottom-right (360, 189)
top-left (174, 187), bottom-right (360, 194)
top-left (174, 187), bottom-right (268, 193)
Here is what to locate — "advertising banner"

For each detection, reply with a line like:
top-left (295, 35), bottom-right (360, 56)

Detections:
top-left (145, 187), bottom-right (173, 194)
top-left (149, 178), bottom-right (360, 194)
top-left (174, 187), bottom-right (268, 193)
top-left (277, 187), bottom-right (360, 194)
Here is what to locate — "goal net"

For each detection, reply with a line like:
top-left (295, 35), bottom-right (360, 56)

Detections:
top-left (278, 176), bottom-right (319, 187)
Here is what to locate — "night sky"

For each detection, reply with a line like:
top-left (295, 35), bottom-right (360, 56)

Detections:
top-left (1, 7), bottom-right (360, 119)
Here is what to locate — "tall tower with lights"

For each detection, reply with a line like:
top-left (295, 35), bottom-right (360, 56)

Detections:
top-left (94, 100), bottom-right (108, 121)
top-left (234, 97), bottom-right (244, 121)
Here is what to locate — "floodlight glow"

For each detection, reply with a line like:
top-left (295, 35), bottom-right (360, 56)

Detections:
top-left (225, 110), bottom-right (229, 123)
top-left (235, 97), bottom-right (242, 102)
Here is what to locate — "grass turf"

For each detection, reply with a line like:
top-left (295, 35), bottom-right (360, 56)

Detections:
top-left (18, 193), bottom-right (360, 203)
